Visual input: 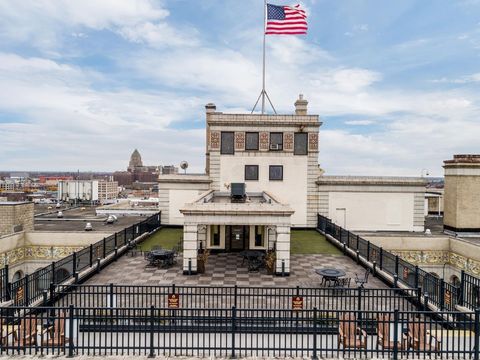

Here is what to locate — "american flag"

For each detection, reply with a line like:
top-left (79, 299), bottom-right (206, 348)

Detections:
top-left (265, 3), bottom-right (307, 35)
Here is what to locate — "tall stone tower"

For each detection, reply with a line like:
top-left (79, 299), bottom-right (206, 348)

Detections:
top-left (128, 149), bottom-right (143, 172)
top-left (443, 154), bottom-right (480, 233)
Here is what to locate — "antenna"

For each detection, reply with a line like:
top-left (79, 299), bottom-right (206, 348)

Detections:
top-left (180, 161), bottom-right (189, 174)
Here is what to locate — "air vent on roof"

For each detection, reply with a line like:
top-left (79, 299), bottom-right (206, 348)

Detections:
top-left (231, 183), bottom-right (246, 203)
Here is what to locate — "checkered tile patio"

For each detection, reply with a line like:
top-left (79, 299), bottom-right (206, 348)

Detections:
top-left (86, 252), bottom-right (387, 288)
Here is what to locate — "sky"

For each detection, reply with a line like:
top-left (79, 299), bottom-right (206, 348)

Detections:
top-left (0, 0), bottom-right (479, 176)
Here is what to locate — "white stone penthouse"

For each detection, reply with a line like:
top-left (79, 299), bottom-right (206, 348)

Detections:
top-left (158, 96), bottom-right (426, 275)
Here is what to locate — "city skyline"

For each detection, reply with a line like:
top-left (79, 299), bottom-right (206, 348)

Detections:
top-left (0, 1), bottom-right (479, 176)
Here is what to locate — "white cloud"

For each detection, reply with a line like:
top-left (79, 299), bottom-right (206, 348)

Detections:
top-left (344, 120), bottom-right (375, 126)
top-left (0, 53), bottom-right (208, 171)
top-left (0, 0), bottom-right (194, 50)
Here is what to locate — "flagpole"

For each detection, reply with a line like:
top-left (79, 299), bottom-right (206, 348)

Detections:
top-left (251, 0), bottom-right (276, 114)
top-left (261, 0), bottom-right (266, 114)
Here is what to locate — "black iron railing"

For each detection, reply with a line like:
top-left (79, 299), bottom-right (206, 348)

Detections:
top-left (318, 215), bottom-right (460, 311)
top-left (317, 214), bottom-right (462, 312)
top-left (53, 284), bottom-right (421, 312)
top-left (2, 213), bottom-right (161, 307)
top-left (0, 265), bottom-right (8, 302)
top-left (0, 305), bottom-right (477, 359)
top-left (463, 272), bottom-right (480, 310)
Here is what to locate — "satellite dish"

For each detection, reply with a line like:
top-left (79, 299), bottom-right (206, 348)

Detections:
top-left (180, 161), bottom-right (188, 174)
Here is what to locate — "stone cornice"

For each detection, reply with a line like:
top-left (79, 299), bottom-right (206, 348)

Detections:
top-left (316, 176), bottom-right (427, 187)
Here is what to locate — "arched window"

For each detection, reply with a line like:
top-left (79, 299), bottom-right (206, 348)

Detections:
top-left (12, 270), bottom-right (23, 283)
top-left (451, 275), bottom-right (461, 287)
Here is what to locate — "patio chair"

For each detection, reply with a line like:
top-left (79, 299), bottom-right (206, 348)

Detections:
top-left (355, 269), bottom-right (370, 288)
top-left (377, 313), bottom-right (407, 351)
top-left (41, 312), bottom-right (70, 348)
top-left (144, 252), bottom-right (157, 267)
top-left (407, 318), bottom-right (442, 355)
top-left (338, 313), bottom-right (367, 352)
top-left (335, 277), bottom-right (351, 288)
top-left (247, 257), bottom-right (264, 272)
top-left (13, 316), bottom-right (38, 348)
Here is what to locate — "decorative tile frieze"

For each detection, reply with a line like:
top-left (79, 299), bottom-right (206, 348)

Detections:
top-left (235, 132), bottom-right (245, 151)
top-left (308, 133), bottom-right (318, 151)
top-left (259, 132), bottom-right (269, 151)
top-left (392, 250), bottom-right (480, 277)
top-left (284, 132), bottom-right (294, 151)
top-left (1, 246), bottom-right (84, 267)
top-left (210, 131), bottom-right (220, 150)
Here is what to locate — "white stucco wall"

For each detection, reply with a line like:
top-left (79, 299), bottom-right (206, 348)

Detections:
top-left (328, 192), bottom-right (416, 231)
top-left (219, 155), bottom-right (307, 227)
top-left (168, 190), bottom-right (202, 225)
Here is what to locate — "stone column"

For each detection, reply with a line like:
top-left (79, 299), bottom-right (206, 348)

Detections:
top-left (275, 225), bottom-right (291, 275)
top-left (183, 224), bottom-right (198, 274)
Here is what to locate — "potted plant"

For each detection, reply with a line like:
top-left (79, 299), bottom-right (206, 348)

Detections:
top-left (197, 249), bottom-right (210, 274)
top-left (265, 250), bottom-right (276, 274)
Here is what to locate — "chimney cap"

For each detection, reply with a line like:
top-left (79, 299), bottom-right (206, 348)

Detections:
top-left (205, 103), bottom-right (217, 113)
top-left (294, 94), bottom-right (308, 115)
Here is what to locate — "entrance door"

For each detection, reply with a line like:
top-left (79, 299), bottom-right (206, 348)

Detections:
top-left (228, 225), bottom-right (248, 251)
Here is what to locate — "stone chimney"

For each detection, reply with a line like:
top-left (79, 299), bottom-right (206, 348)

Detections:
top-left (205, 103), bottom-right (216, 114)
top-left (443, 154), bottom-right (480, 234)
top-left (294, 94), bottom-right (308, 115)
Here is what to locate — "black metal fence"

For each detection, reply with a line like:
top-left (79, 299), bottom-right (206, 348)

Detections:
top-left (0, 266), bottom-right (8, 303)
top-left (0, 305), bottom-right (477, 359)
top-left (318, 214), bottom-right (467, 312)
top-left (53, 284), bottom-right (421, 312)
top-left (463, 272), bottom-right (480, 311)
top-left (2, 213), bottom-right (161, 307)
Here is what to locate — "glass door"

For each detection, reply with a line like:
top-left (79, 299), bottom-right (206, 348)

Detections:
top-left (228, 225), bottom-right (248, 251)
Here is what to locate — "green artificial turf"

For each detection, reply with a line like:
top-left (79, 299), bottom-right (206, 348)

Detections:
top-left (139, 228), bottom-right (340, 255)
top-left (138, 228), bottom-right (183, 251)
top-left (290, 230), bottom-right (342, 255)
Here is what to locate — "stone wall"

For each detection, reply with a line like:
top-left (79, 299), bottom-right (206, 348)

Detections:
top-left (0, 202), bottom-right (34, 236)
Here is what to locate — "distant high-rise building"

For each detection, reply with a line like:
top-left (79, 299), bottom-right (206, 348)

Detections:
top-left (128, 149), bottom-right (143, 172)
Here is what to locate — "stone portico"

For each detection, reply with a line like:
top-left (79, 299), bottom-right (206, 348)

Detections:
top-left (180, 190), bottom-right (293, 275)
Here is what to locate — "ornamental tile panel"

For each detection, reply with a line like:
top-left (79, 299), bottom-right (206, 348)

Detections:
top-left (308, 133), bottom-right (318, 151)
top-left (235, 132), bottom-right (245, 151)
top-left (259, 132), bottom-right (269, 151)
top-left (284, 132), bottom-right (294, 151)
top-left (210, 131), bottom-right (220, 150)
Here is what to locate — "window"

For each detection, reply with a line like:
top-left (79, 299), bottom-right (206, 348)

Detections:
top-left (254, 226), bottom-right (264, 247)
top-left (245, 165), bottom-right (259, 181)
top-left (294, 132), bottom-right (308, 155)
top-left (269, 165), bottom-right (283, 181)
top-left (221, 132), bottom-right (234, 154)
top-left (211, 225), bottom-right (220, 246)
top-left (245, 132), bottom-right (259, 150)
top-left (270, 132), bottom-right (283, 151)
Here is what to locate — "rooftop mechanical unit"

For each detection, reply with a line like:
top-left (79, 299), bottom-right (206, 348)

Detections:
top-left (230, 183), bottom-right (246, 203)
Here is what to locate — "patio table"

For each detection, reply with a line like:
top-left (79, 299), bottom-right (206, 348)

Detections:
top-left (240, 250), bottom-right (265, 271)
top-left (315, 268), bottom-right (347, 287)
top-left (148, 249), bottom-right (175, 267)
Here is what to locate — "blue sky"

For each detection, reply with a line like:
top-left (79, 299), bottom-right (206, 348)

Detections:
top-left (0, 0), bottom-right (479, 176)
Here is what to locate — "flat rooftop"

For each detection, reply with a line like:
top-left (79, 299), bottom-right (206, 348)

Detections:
top-left (34, 205), bottom-right (145, 232)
